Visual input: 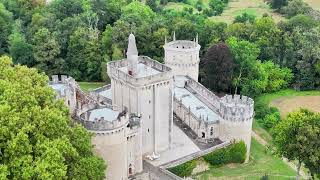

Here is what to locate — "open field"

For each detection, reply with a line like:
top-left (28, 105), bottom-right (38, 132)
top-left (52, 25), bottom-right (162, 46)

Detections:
top-left (210, 0), bottom-right (284, 23)
top-left (304, 0), bottom-right (320, 10)
top-left (271, 96), bottom-right (320, 117)
top-left (194, 138), bottom-right (296, 180)
top-left (78, 82), bottom-right (105, 92)
top-left (253, 89), bottom-right (320, 138)
top-left (163, 0), bottom-right (284, 24)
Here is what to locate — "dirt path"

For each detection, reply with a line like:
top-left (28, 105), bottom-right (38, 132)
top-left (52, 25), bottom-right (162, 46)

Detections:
top-left (251, 131), bottom-right (309, 179)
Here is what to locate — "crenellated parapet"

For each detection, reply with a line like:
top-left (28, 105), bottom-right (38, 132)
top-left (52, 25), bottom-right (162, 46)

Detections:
top-left (219, 95), bottom-right (254, 122)
top-left (185, 77), bottom-right (221, 112)
top-left (107, 56), bottom-right (172, 87)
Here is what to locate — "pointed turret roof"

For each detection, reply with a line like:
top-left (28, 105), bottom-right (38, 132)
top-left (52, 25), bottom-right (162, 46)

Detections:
top-left (127, 34), bottom-right (138, 56)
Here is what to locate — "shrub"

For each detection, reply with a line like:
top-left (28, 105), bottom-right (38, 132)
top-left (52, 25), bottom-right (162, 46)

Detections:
top-left (258, 110), bottom-right (281, 130)
top-left (168, 160), bottom-right (197, 177)
top-left (203, 141), bottom-right (246, 166)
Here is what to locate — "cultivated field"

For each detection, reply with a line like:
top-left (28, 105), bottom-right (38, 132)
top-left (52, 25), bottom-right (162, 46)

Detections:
top-left (271, 96), bottom-right (320, 117)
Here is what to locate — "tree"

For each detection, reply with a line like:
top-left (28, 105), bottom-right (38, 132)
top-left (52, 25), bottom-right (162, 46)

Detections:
top-left (273, 109), bottom-right (320, 179)
top-left (226, 37), bottom-right (268, 96)
top-left (0, 3), bottom-right (13, 54)
top-left (282, 0), bottom-right (311, 18)
top-left (66, 27), bottom-right (102, 81)
top-left (32, 28), bottom-right (63, 76)
top-left (270, 0), bottom-right (288, 10)
top-left (8, 20), bottom-right (34, 66)
top-left (201, 43), bottom-right (234, 92)
top-left (146, 0), bottom-right (158, 12)
top-left (0, 56), bottom-right (106, 179)
top-left (261, 61), bottom-right (293, 92)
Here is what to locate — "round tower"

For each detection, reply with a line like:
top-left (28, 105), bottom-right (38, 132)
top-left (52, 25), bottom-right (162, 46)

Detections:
top-left (79, 108), bottom-right (143, 179)
top-left (219, 95), bottom-right (254, 162)
top-left (164, 34), bottom-right (200, 81)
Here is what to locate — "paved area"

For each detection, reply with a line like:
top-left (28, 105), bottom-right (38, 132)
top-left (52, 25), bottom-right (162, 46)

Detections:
top-left (146, 124), bottom-right (200, 167)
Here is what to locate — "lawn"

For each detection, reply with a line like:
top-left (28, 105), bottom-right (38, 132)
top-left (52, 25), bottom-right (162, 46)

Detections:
top-left (194, 138), bottom-right (296, 180)
top-left (209, 0), bottom-right (284, 24)
top-left (78, 82), bottom-right (106, 92)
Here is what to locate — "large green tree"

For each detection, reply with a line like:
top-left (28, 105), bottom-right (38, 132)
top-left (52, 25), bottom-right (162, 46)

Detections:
top-left (226, 37), bottom-right (268, 96)
top-left (8, 20), bottom-right (34, 66)
top-left (201, 43), bottom-right (234, 92)
top-left (32, 28), bottom-right (63, 76)
top-left (66, 27), bottom-right (102, 81)
top-left (0, 56), bottom-right (106, 179)
top-left (0, 3), bottom-right (13, 54)
top-left (273, 109), bottom-right (320, 179)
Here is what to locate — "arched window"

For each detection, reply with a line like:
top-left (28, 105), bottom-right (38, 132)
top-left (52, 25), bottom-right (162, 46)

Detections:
top-left (210, 127), bottom-right (214, 136)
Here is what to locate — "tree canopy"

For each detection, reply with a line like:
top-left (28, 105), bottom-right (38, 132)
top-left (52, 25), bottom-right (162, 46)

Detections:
top-left (0, 56), bottom-right (106, 179)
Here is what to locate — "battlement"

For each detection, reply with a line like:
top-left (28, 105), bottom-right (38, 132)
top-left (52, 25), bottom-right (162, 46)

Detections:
top-left (164, 40), bottom-right (201, 51)
top-left (79, 107), bottom-right (129, 131)
top-left (219, 95), bottom-right (254, 122)
top-left (185, 77), bottom-right (221, 111)
top-left (107, 56), bottom-right (172, 86)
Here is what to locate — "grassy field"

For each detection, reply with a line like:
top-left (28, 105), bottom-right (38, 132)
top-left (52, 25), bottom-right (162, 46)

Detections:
top-left (194, 138), bottom-right (296, 180)
top-left (78, 82), bottom-right (106, 92)
top-left (163, 0), bottom-right (284, 24)
top-left (253, 89), bottom-right (320, 139)
top-left (210, 0), bottom-right (284, 23)
top-left (304, 0), bottom-right (320, 10)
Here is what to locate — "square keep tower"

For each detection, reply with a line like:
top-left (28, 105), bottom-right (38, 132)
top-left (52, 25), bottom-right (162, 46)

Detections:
top-left (107, 34), bottom-right (173, 155)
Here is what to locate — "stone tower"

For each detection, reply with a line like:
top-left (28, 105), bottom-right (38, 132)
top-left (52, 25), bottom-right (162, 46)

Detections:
top-left (164, 33), bottom-right (201, 81)
top-left (107, 34), bottom-right (173, 156)
top-left (219, 95), bottom-right (254, 162)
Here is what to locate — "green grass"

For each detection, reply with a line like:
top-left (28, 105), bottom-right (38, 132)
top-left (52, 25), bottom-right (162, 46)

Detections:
top-left (195, 138), bottom-right (296, 180)
top-left (78, 82), bottom-right (106, 92)
top-left (253, 89), bottom-right (320, 143)
top-left (255, 89), bottom-right (320, 109)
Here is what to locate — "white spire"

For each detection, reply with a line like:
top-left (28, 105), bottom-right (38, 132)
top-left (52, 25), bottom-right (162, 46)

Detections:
top-left (196, 33), bottom-right (199, 44)
top-left (127, 34), bottom-right (138, 56)
top-left (127, 34), bottom-right (138, 76)
top-left (173, 31), bottom-right (176, 41)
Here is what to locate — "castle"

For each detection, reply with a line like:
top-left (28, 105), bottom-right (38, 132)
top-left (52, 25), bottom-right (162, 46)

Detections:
top-left (50, 34), bottom-right (254, 180)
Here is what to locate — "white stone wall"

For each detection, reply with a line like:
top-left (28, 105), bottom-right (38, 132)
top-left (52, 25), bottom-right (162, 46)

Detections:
top-left (164, 40), bottom-right (200, 81)
top-left (91, 124), bottom-right (143, 180)
top-left (92, 128), bottom-right (128, 180)
top-left (110, 76), bottom-right (173, 155)
top-left (173, 97), bottom-right (219, 139)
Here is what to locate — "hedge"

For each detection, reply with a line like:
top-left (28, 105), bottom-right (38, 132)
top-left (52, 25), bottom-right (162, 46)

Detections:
top-left (167, 160), bottom-right (197, 177)
top-left (203, 141), bottom-right (246, 166)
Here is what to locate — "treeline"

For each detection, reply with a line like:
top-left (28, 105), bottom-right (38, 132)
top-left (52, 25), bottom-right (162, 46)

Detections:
top-left (0, 0), bottom-right (319, 96)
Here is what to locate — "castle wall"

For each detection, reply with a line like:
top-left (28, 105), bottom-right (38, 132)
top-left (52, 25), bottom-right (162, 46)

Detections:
top-left (218, 95), bottom-right (254, 162)
top-left (173, 97), bottom-right (219, 139)
top-left (164, 40), bottom-right (200, 81)
top-left (110, 75), bottom-right (172, 155)
top-left (92, 128), bottom-right (128, 180)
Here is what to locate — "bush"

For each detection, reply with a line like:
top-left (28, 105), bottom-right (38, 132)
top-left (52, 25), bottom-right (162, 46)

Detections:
top-left (203, 141), bottom-right (246, 166)
top-left (168, 160), bottom-right (197, 177)
top-left (258, 110), bottom-right (281, 130)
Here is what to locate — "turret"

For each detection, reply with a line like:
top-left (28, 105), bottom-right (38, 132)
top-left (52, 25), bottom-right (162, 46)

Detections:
top-left (219, 94), bottom-right (254, 163)
top-left (164, 34), bottom-right (201, 81)
top-left (127, 34), bottom-right (138, 76)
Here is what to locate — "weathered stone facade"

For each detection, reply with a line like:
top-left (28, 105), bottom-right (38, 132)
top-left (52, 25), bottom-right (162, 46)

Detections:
top-left (49, 33), bottom-right (254, 179)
